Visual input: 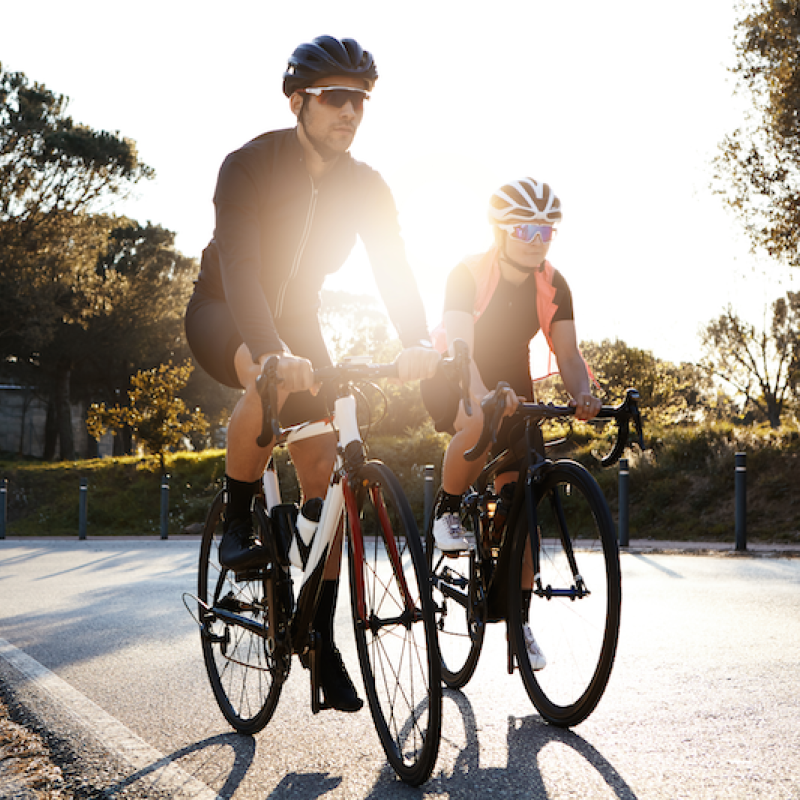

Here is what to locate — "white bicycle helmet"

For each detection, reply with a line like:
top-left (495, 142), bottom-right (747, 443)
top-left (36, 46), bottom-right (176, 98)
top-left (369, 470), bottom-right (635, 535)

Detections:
top-left (488, 178), bottom-right (562, 225)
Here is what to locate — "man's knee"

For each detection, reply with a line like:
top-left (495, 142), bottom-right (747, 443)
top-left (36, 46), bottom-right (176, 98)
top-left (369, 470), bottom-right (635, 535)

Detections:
top-left (234, 344), bottom-right (260, 389)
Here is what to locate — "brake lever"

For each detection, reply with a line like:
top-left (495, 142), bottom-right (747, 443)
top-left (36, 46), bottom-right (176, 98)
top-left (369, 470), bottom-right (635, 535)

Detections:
top-left (255, 355), bottom-right (282, 448)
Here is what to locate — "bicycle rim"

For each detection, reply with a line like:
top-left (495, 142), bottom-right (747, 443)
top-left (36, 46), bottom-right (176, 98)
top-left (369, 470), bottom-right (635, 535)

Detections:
top-left (509, 461), bottom-right (621, 726)
top-left (426, 495), bottom-right (485, 688)
top-left (348, 462), bottom-right (442, 786)
top-left (198, 492), bottom-right (287, 734)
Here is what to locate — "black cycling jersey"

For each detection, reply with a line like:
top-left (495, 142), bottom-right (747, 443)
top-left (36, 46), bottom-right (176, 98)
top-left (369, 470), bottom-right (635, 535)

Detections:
top-left (444, 261), bottom-right (574, 399)
top-left (191, 127), bottom-right (429, 364)
top-left (420, 259), bottom-right (574, 437)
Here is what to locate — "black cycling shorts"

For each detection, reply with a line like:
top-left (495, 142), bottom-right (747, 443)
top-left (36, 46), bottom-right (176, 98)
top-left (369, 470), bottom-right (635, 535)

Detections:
top-left (185, 291), bottom-right (334, 427)
top-left (420, 371), bottom-right (544, 459)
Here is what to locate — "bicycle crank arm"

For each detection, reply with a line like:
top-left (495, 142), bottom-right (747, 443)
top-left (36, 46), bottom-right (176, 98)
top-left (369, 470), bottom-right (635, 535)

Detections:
top-left (431, 574), bottom-right (469, 608)
top-left (211, 606), bottom-right (270, 636)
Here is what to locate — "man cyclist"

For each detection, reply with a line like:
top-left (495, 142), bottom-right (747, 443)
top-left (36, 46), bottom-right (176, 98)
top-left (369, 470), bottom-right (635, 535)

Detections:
top-left (185, 35), bottom-right (439, 712)
top-left (420, 178), bottom-right (601, 669)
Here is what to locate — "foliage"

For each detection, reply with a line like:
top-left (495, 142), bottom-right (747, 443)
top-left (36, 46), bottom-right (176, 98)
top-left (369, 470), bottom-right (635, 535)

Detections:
top-left (0, 64), bottom-right (159, 459)
top-left (535, 339), bottom-right (713, 422)
top-left (3, 420), bottom-right (800, 543)
top-left (87, 361), bottom-right (208, 470)
top-left (699, 292), bottom-right (800, 427)
top-left (319, 290), bottom-right (431, 433)
top-left (319, 290), bottom-right (396, 362)
top-left (713, 0), bottom-right (800, 265)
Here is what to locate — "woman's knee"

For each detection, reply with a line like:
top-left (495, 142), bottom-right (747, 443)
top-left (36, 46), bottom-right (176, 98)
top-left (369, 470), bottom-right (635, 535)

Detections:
top-left (454, 402), bottom-right (484, 440)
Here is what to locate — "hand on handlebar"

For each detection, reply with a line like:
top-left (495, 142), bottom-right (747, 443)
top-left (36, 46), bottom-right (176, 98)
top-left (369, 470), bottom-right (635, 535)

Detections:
top-left (484, 383), bottom-right (521, 420)
top-left (569, 392), bottom-right (602, 421)
top-left (394, 345), bottom-right (441, 383)
top-left (259, 352), bottom-right (317, 395)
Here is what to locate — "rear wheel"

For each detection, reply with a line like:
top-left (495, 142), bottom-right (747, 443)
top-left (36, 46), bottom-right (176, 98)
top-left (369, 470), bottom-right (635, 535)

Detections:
top-left (348, 461), bottom-right (442, 786)
top-left (425, 492), bottom-right (485, 688)
top-left (508, 461), bottom-right (621, 727)
top-left (198, 493), bottom-right (289, 734)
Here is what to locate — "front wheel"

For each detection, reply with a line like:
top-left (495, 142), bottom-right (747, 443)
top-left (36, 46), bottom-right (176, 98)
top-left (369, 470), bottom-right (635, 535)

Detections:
top-left (347, 461), bottom-right (442, 786)
top-left (508, 461), bottom-right (621, 727)
top-left (198, 492), bottom-right (288, 734)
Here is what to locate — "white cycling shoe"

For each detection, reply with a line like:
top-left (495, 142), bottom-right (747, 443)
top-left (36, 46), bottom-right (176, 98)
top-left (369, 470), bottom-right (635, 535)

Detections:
top-left (432, 512), bottom-right (470, 552)
top-left (523, 624), bottom-right (547, 671)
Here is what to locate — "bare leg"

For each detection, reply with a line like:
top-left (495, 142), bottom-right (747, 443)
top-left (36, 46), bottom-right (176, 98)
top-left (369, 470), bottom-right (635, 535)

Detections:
top-left (289, 433), bottom-right (340, 580)
top-left (226, 344), bottom-right (275, 482)
top-left (441, 401), bottom-right (488, 495)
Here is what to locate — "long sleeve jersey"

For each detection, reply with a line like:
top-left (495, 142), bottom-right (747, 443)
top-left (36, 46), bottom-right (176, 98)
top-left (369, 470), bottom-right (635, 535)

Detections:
top-left (194, 127), bottom-right (430, 361)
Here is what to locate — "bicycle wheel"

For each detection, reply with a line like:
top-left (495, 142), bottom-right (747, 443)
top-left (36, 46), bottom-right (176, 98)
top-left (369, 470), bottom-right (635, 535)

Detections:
top-left (198, 492), bottom-right (288, 734)
top-left (347, 461), bottom-right (442, 786)
top-left (425, 492), bottom-right (485, 688)
top-left (508, 460), bottom-right (621, 727)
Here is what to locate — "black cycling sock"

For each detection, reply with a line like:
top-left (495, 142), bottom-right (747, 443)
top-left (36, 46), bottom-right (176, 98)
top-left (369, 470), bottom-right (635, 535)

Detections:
top-left (314, 579), bottom-right (339, 654)
top-left (223, 475), bottom-right (260, 523)
top-left (436, 490), bottom-right (462, 517)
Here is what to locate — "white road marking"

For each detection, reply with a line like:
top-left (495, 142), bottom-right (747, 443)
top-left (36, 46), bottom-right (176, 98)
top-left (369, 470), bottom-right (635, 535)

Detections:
top-left (0, 637), bottom-right (222, 799)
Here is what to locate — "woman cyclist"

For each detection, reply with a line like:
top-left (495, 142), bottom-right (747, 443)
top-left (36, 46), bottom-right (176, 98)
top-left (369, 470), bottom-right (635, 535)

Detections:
top-left (421, 177), bottom-right (601, 669)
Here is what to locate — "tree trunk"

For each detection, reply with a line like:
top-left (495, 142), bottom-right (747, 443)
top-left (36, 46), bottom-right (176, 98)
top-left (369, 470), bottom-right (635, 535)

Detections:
top-left (55, 360), bottom-right (75, 460)
top-left (44, 399), bottom-right (57, 460)
top-left (16, 388), bottom-right (32, 455)
top-left (85, 424), bottom-right (98, 459)
top-left (766, 394), bottom-right (782, 429)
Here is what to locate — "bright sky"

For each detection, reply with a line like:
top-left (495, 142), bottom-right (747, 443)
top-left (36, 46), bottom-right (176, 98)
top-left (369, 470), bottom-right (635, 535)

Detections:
top-left (3, 0), bottom-right (797, 365)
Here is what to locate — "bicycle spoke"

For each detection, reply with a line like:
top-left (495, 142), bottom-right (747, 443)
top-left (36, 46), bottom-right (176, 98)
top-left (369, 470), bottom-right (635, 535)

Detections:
top-left (348, 463), bottom-right (441, 786)
top-left (509, 463), bottom-right (621, 727)
top-left (198, 493), bottom-right (286, 734)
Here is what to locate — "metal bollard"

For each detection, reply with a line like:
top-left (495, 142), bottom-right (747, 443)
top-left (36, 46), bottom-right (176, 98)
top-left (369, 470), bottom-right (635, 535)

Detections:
top-left (618, 458), bottom-right (629, 547)
top-left (735, 452), bottom-right (747, 551)
top-left (79, 478), bottom-right (88, 540)
top-left (160, 473), bottom-right (170, 539)
top-left (423, 464), bottom-right (435, 534)
top-left (1, 477), bottom-right (7, 539)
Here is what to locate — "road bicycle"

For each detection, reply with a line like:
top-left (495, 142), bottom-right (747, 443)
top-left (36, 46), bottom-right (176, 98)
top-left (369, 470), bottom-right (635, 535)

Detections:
top-left (426, 363), bottom-right (644, 727)
top-left (190, 356), bottom-right (443, 785)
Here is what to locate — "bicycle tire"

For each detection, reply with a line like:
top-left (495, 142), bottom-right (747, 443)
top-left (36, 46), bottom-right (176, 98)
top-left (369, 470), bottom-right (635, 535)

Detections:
top-left (198, 491), bottom-right (288, 734)
top-left (508, 460), bottom-right (621, 727)
top-left (425, 491), bottom-right (485, 688)
top-left (347, 461), bottom-right (442, 786)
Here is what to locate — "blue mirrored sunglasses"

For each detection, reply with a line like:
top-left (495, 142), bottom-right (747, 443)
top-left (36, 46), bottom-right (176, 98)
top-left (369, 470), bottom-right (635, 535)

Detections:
top-left (500, 223), bottom-right (557, 244)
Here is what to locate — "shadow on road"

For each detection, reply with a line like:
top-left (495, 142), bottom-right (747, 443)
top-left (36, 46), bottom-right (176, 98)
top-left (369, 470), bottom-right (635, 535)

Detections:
top-left (104, 731), bottom-right (258, 798)
top-left (361, 688), bottom-right (639, 799)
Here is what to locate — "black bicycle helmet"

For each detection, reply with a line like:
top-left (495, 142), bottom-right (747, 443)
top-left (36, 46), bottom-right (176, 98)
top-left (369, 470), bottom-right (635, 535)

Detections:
top-left (282, 35), bottom-right (378, 97)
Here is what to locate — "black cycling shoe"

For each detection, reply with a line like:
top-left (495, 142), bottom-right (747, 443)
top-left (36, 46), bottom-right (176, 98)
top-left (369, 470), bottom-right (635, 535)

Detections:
top-left (320, 647), bottom-right (364, 712)
top-left (218, 518), bottom-right (268, 571)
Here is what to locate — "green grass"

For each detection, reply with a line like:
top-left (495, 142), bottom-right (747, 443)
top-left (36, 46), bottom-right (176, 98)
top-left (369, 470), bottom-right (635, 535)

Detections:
top-left (1, 418), bottom-right (799, 543)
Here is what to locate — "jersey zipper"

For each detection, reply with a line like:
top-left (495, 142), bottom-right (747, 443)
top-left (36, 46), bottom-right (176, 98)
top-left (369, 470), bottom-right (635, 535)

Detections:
top-left (275, 174), bottom-right (318, 319)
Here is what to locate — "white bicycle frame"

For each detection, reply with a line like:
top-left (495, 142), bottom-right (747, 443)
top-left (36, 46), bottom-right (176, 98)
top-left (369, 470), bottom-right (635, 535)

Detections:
top-left (261, 394), bottom-right (362, 588)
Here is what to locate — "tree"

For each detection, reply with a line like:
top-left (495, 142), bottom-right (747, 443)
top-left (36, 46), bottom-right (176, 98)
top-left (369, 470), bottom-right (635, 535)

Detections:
top-left (546, 339), bottom-right (713, 422)
top-left (713, 1), bottom-right (800, 266)
top-left (700, 292), bottom-right (800, 427)
top-left (87, 361), bottom-right (208, 470)
top-left (318, 290), bottom-right (431, 433)
top-left (0, 64), bottom-right (154, 458)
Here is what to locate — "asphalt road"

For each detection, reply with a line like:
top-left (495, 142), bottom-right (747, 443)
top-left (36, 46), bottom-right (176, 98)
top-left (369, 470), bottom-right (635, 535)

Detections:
top-left (0, 537), bottom-right (798, 799)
